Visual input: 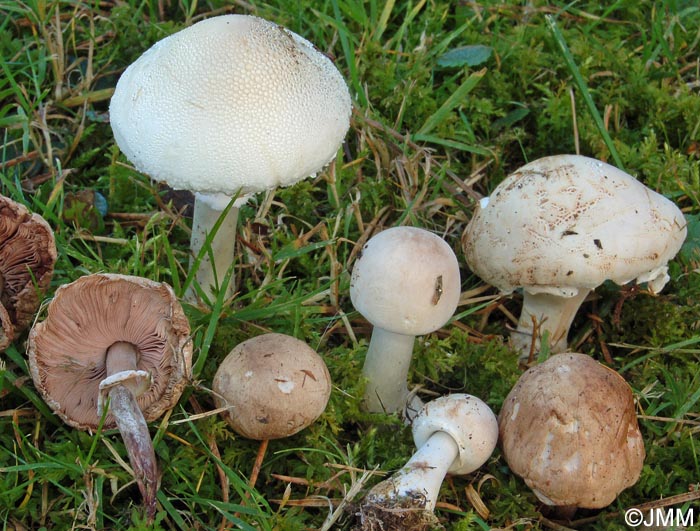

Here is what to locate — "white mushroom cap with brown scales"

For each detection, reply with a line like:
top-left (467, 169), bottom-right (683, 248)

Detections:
top-left (462, 154), bottom-right (687, 359)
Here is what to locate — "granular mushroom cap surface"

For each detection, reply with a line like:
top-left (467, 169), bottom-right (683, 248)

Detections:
top-left (28, 274), bottom-right (192, 430)
top-left (109, 14), bottom-right (352, 196)
top-left (498, 352), bottom-right (645, 508)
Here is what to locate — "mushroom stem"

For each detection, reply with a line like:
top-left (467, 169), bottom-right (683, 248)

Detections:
top-left (104, 342), bottom-right (158, 521)
top-left (367, 430), bottom-right (459, 512)
top-left (185, 192), bottom-right (239, 305)
top-left (361, 327), bottom-right (424, 420)
top-left (511, 289), bottom-right (591, 363)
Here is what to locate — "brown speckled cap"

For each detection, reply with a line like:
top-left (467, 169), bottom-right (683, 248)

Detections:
top-left (213, 333), bottom-right (331, 440)
top-left (28, 273), bottom-right (192, 429)
top-left (498, 352), bottom-right (645, 509)
top-left (0, 194), bottom-right (56, 349)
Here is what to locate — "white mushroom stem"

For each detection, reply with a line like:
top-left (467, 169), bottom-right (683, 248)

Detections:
top-left (366, 430), bottom-right (459, 511)
top-left (362, 327), bottom-right (424, 421)
top-left (101, 341), bottom-right (158, 521)
top-left (185, 192), bottom-right (243, 305)
top-left (511, 289), bottom-right (591, 363)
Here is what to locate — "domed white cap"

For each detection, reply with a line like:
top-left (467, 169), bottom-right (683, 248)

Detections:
top-left (412, 394), bottom-right (498, 475)
top-left (109, 15), bottom-right (352, 196)
top-left (350, 227), bottom-right (461, 336)
top-left (462, 155), bottom-right (687, 297)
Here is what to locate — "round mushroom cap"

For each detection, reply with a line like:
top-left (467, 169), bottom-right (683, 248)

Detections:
top-left (212, 333), bottom-right (331, 440)
top-left (350, 227), bottom-right (461, 336)
top-left (462, 155), bottom-right (687, 297)
top-left (28, 274), bottom-right (192, 430)
top-left (498, 352), bottom-right (645, 508)
top-left (109, 14), bottom-right (352, 197)
top-left (413, 394), bottom-right (498, 475)
top-left (0, 194), bottom-right (56, 350)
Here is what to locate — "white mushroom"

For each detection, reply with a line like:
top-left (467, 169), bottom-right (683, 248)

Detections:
top-left (358, 394), bottom-right (498, 530)
top-left (110, 15), bottom-right (352, 303)
top-left (462, 154), bottom-right (687, 361)
top-left (350, 227), bottom-right (461, 420)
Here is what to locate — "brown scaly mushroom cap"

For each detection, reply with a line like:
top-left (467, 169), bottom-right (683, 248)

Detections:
top-left (213, 333), bottom-right (331, 440)
top-left (28, 273), bottom-right (192, 429)
top-left (498, 353), bottom-right (645, 509)
top-left (0, 194), bottom-right (56, 350)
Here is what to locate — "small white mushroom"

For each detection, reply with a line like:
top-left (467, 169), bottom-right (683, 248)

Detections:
top-left (358, 394), bottom-right (498, 530)
top-left (110, 15), bottom-right (352, 303)
top-left (350, 227), bottom-right (461, 420)
top-left (462, 154), bottom-right (687, 361)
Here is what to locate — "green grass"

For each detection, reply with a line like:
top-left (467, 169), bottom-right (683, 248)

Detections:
top-left (1, 1), bottom-right (699, 530)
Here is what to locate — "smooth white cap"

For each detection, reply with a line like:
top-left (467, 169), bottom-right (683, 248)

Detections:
top-left (462, 155), bottom-right (687, 297)
top-left (350, 227), bottom-right (461, 336)
top-left (109, 15), bottom-right (352, 196)
top-left (412, 394), bottom-right (498, 475)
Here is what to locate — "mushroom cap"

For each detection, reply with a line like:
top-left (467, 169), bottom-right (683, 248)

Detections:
top-left (413, 394), bottom-right (498, 475)
top-left (0, 194), bottom-right (56, 349)
top-left (498, 352), bottom-right (645, 509)
top-left (109, 14), bottom-right (352, 197)
top-left (212, 333), bottom-right (331, 440)
top-left (350, 227), bottom-right (461, 336)
top-left (28, 274), bottom-right (192, 430)
top-left (462, 155), bottom-right (687, 297)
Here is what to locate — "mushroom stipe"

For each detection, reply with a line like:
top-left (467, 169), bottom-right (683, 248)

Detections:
top-left (28, 274), bottom-right (192, 522)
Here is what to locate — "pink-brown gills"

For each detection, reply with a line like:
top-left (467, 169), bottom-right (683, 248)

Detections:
top-left (0, 194), bottom-right (56, 350)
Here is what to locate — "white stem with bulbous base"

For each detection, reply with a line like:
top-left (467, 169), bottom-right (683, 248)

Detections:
top-left (367, 430), bottom-right (458, 511)
top-left (511, 289), bottom-right (591, 363)
top-left (184, 193), bottom-right (240, 305)
top-left (361, 327), bottom-right (424, 421)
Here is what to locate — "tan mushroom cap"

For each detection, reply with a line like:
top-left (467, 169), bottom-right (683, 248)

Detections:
top-left (0, 194), bottom-right (56, 350)
top-left (462, 155), bottom-right (687, 297)
top-left (213, 333), bottom-right (331, 440)
top-left (109, 14), bottom-right (352, 197)
top-left (498, 353), bottom-right (645, 509)
top-left (28, 274), bottom-right (192, 430)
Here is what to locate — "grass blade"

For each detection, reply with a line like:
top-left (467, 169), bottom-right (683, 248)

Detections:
top-left (545, 14), bottom-right (624, 169)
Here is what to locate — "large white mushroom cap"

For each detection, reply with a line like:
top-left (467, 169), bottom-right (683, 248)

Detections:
top-left (109, 14), bottom-right (352, 196)
top-left (462, 154), bottom-right (687, 297)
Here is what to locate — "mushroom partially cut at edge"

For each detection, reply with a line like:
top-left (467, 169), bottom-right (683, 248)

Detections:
top-left (28, 274), bottom-right (192, 521)
top-left (0, 194), bottom-right (57, 350)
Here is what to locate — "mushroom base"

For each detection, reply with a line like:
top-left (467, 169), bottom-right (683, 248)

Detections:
top-left (355, 494), bottom-right (443, 531)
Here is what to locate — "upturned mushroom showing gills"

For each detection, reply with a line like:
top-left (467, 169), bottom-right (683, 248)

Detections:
top-left (358, 394), bottom-right (498, 531)
top-left (461, 154), bottom-right (687, 362)
top-left (498, 353), bottom-right (645, 517)
top-left (109, 14), bottom-right (352, 304)
top-left (0, 194), bottom-right (56, 350)
top-left (28, 274), bottom-right (192, 521)
top-left (350, 226), bottom-right (461, 420)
